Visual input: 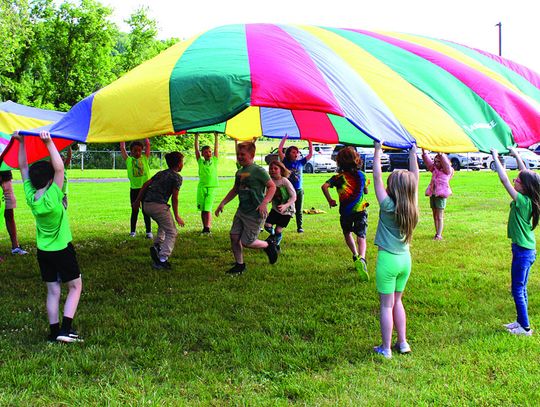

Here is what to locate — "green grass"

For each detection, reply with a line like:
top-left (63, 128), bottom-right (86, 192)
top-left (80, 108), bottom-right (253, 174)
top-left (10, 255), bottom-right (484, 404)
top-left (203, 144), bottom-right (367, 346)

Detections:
top-left (1, 170), bottom-right (539, 405)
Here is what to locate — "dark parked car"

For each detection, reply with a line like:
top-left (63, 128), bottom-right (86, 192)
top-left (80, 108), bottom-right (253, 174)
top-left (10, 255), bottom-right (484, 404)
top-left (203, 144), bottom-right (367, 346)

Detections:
top-left (331, 145), bottom-right (390, 172)
top-left (384, 149), bottom-right (428, 171)
top-left (264, 147), bottom-right (285, 165)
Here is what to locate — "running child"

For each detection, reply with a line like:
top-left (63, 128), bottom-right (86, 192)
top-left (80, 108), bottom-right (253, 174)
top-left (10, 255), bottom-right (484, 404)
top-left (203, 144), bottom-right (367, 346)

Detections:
top-left (372, 142), bottom-right (419, 359)
top-left (194, 132), bottom-right (219, 234)
top-left (133, 152), bottom-right (185, 270)
top-left (422, 149), bottom-right (453, 240)
top-left (215, 141), bottom-right (278, 275)
top-left (278, 135), bottom-right (313, 233)
top-left (14, 131), bottom-right (83, 343)
top-left (265, 160), bottom-right (296, 252)
top-left (1, 170), bottom-right (28, 255)
top-left (321, 146), bottom-right (370, 280)
top-left (491, 147), bottom-right (540, 336)
top-left (120, 139), bottom-right (152, 238)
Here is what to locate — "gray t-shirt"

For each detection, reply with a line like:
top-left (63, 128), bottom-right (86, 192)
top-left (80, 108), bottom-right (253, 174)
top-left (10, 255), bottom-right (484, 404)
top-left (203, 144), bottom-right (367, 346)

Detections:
top-left (374, 196), bottom-right (409, 254)
top-left (144, 169), bottom-right (182, 205)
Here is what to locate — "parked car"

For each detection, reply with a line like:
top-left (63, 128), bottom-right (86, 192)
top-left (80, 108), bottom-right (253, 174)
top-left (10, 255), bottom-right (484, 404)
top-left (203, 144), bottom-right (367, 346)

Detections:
top-left (384, 149), bottom-right (428, 171)
top-left (312, 143), bottom-right (334, 156)
top-left (264, 147), bottom-right (285, 165)
top-left (264, 147), bottom-right (336, 173)
top-left (447, 153), bottom-right (483, 171)
top-left (529, 144), bottom-right (540, 155)
top-left (331, 145), bottom-right (390, 172)
top-left (484, 148), bottom-right (540, 170)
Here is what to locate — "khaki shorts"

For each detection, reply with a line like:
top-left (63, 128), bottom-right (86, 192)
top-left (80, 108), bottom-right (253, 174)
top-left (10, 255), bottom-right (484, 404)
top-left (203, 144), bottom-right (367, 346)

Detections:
top-left (230, 210), bottom-right (264, 246)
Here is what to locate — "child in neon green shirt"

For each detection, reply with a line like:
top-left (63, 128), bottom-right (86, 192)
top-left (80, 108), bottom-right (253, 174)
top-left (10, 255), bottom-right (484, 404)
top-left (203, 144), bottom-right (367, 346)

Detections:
top-left (194, 133), bottom-right (219, 234)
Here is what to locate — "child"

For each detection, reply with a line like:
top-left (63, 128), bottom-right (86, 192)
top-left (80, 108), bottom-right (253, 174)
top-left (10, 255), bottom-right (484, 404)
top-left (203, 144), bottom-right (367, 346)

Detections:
top-left (372, 142), bottom-right (419, 359)
top-left (14, 131), bottom-right (83, 343)
top-left (278, 135), bottom-right (313, 233)
top-left (422, 149), bottom-right (453, 240)
top-left (1, 170), bottom-right (28, 255)
top-left (120, 139), bottom-right (152, 238)
top-left (321, 146), bottom-right (370, 281)
top-left (215, 141), bottom-right (278, 274)
top-left (265, 160), bottom-right (296, 251)
top-left (491, 147), bottom-right (540, 336)
top-left (194, 133), bottom-right (219, 234)
top-left (133, 152), bottom-right (185, 269)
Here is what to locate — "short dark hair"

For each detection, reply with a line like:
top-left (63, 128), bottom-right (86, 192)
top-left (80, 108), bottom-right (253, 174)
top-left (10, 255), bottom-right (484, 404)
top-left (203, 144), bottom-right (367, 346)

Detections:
top-left (0, 170), bottom-right (13, 182)
top-left (29, 160), bottom-right (54, 189)
top-left (130, 141), bottom-right (143, 151)
top-left (165, 152), bottom-right (184, 169)
top-left (201, 145), bottom-right (211, 153)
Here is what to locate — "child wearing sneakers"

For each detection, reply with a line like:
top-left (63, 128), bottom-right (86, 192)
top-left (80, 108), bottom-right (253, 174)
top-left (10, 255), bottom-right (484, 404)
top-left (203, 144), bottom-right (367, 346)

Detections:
top-left (194, 132), bottom-right (219, 234)
top-left (120, 139), bottom-right (152, 238)
top-left (14, 131), bottom-right (83, 343)
top-left (133, 152), bottom-right (185, 269)
top-left (1, 170), bottom-right (28, 255)
top-left (215, 141), bottom-right (278, 275)
top-left (321, 146), bottom-right (370, 281)
top-left (264, 160), bottom-right (296, 251)
top-left (372, 142), bottom-right (419, 359)
top-left (491, 147), bottom-right (540, 336)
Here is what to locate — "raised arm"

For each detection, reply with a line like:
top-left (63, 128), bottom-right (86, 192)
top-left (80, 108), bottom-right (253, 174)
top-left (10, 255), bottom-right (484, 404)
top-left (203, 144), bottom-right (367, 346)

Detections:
top-left (439, 153), bottom-right (452, 175)
top-left (422, 149), bottom-right (434, 172)
top-left (304, 140), bottom-right (314, 161)
top-left (491, 149), bottom-right (518, 200)
top-left (508, 147), bottom-right (526, 171)
top-left (373, 141), bottom-right (389, 204)
top-left (194, 133), bottom-right (201, 160)
top-left (214, 132), bottom-right (219, 157)
top-left (408, 144), bottom-right (419, 181)
top-left (120, 142), bottom-right (128, 160)
top-left (144, 138), bottom-right (151, 158)
top-left (41, 131), bottom-right (64, 189)
top-left (278, 135), bottom-right (288, 161)
top-left (13, 132), bottom-right (29, 180)
top-left (63, 145), bottom-right (72, 166)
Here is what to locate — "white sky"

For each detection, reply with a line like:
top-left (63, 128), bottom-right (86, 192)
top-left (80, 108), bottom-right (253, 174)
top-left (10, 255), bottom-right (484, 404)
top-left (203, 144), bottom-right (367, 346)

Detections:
top-left (104, 0), bottom-right (540, 74)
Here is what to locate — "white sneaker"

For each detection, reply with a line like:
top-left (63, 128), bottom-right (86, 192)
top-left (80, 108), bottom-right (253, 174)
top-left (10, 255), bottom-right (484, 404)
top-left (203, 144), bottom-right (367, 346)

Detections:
top-left (393, 341), bottom-right (412, 354)
top-left (373, 345), bottom-right (392, 359)
top-left (145, 232), bottom-right (153, 239)
top-left (11, 247), bottom-right (28, 255)
top-left (504, 321), bottom-right (520, 330)
top-left (507, 324), bottom-right (533, 336)
top-left (129, 232), bottom-right (136, 238)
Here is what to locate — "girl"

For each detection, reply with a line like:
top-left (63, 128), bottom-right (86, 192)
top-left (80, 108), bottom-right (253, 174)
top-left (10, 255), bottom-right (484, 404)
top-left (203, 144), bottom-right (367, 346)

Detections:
top-left (491, 147), bottom-right (540, 336)
top-left (1, 170), bottom-right (28, 255)
top-left (372, 142), bottom-right (419, 359)
top-left (422, 150), bottom-right (453, 240)
top-left (321, 146), bottom-right (370, 280)
top-left (120, 139), bottom-right (152, 238)
top-left (278, 135), bottom-right (313, 233)
top-left (265, 160), bottom-right (296, 251)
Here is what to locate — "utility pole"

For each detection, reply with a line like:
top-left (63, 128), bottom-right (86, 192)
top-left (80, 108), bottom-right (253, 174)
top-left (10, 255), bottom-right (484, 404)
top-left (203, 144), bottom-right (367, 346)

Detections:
top-left (495, 22), bottom-right (502, 56)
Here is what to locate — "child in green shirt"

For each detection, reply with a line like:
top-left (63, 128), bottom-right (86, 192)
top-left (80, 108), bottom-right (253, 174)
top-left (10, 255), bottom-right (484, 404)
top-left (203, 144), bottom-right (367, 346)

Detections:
top-left (194, 133), bottom-right (219, 234)
top-left (14, 131), bottom-right (83, 343)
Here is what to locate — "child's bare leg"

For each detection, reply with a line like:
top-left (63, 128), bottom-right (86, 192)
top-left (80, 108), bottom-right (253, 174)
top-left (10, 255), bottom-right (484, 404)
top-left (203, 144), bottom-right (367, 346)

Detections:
top-left (344, 232), bottom-right (358, 257)
top-left (4, 209), bottom-right (19, 248)
top-left (357, 236), bottom-right (366, 259)
top-left (46, 282), bottom-right (61, 324)
top-left (379, 293), bottom-right (395, 350)
top-left (393, 291), bottom-right (407, 344)
top-left (202, 211), bottom-right (211, 229)
top-left (244, 239), bottom-right (268, 249)
top-left (64, 277), bottom-right (82, 318)
top-left (435, 208), bottom-right (444, 237)
top-left (230, 233), bottom-right (244, 263)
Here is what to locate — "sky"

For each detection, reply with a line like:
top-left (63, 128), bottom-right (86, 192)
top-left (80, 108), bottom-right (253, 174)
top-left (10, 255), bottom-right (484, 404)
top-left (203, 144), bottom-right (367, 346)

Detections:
top-left (104, 0), bottom-right (540, 74)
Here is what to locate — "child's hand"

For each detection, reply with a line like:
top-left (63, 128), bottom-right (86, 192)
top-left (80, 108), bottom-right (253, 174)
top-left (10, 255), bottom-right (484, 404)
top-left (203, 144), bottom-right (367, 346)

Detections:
top-left (277, 204), bottom-right (286, 213)
top-left (175, 215), bottom-right (185, 227)
top-left (374, 141), bottom-right (383, 150)
top-left (328, 199), bottom-right (337, 208)
top-left (39, 131), bottom-right (52, 143)
top-left (490, 148), bottom-right (498, 157)
top-left (215, 204), bottom-right (224, 217)
top-left (409, 143), bottom-right (417, 153)
top-left (256, 203), bottom-right (268, 219)
top-left (11, 131), bottom-right (22, 141)
top-left (508, 146), bottom-right (517, 156)
top-left (131, 200), bottom-right (140, 210)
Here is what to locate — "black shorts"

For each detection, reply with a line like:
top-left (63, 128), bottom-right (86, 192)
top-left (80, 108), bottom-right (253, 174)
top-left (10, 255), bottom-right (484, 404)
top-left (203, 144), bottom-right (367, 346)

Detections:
top-left (37, 242), bottom-right (81, 283)
top-left (340, 211), bottom-right (368, 237)
top-left (265, 209), bottom-right (292, 228)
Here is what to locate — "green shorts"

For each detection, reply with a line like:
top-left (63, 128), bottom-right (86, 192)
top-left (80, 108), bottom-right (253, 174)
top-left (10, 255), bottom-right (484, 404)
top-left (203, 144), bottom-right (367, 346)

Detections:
top-left (197, 185), bottom-right (217, 212)
top-left (430, 195), bottom-right (447, 209)
top-left (375, 249), bottom-right (411, 294)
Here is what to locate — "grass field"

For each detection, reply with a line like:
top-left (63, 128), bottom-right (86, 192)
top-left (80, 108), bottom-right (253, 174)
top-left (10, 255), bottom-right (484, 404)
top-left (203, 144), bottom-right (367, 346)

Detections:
top-left (1, 166), bottom-right (539, 405)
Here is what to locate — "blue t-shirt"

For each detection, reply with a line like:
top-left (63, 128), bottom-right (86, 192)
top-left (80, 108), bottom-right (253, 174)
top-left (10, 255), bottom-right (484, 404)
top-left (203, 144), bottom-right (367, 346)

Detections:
top-left (282, 157), bottom-right (307, 189)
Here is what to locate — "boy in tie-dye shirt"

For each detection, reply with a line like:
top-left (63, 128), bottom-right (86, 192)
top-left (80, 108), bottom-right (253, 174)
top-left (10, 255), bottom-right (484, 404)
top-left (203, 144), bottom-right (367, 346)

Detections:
top-left (322, 146), bottom-right (370, 281)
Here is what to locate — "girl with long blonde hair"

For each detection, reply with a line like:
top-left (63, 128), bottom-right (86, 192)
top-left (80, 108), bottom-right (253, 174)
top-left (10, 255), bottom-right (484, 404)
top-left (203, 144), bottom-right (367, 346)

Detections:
top-left (372, 141), bottom-right (419, 359)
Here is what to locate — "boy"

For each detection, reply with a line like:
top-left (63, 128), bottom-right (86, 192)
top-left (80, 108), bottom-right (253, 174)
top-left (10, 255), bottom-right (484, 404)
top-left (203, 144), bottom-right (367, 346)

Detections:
top-left (14, 131), bottom-right (83, 343)
top-left (215, 141), bottom-right (278, 275)
top-left (133, 152), bottom-right (184, 269)
top-left (194, 132), bottom-right (219, 234)
top-left (120, 139), bottom-right (152, 238)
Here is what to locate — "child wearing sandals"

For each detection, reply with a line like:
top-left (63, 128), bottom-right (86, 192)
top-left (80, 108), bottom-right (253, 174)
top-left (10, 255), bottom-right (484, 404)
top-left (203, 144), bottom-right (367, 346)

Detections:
top-left (372, 142), bottom-right (419, 359)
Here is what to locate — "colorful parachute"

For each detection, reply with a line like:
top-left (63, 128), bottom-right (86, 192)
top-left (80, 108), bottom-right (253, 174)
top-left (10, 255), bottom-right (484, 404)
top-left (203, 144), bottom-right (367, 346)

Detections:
top-left (0, 101), bottom-right (69, 169)
top-left (4, 24), bottom-right (540, 167)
